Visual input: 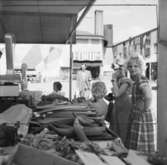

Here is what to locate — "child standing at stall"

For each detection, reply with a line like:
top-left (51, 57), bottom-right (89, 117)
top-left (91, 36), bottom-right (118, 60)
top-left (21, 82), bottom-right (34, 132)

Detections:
top-left (111, 64), bottom-right (132, 145)
top-left (126, 55), bottom-right (155, 154)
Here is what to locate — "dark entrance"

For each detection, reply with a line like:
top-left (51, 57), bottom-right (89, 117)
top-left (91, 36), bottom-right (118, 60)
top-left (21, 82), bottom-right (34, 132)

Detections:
top-left (87, 66), bottom-right (100, 79)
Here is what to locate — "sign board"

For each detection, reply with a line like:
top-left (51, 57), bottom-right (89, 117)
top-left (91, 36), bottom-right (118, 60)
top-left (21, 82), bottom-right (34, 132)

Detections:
top-left (73, 44), bottom-right (103, 61)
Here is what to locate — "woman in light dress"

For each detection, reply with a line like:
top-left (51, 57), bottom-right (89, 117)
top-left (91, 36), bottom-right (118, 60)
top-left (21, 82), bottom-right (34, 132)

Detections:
top-left (76, 64), bottom-right (92, 99)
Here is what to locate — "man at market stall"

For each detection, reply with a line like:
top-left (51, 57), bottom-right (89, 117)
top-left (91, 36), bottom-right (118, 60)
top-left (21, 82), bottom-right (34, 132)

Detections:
top-left (52, 81), bottom-right (65, 97)
top-left (40, 81), bottom-right (68, 105)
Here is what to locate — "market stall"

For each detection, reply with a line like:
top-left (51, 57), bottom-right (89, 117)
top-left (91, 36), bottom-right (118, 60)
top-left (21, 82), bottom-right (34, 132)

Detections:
top-left (0, 102), bottom-right (152, 165)
top-left (0, 0), bottom-right (160, 165)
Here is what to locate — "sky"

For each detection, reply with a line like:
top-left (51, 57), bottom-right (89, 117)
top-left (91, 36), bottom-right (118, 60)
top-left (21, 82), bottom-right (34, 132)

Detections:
top-left (77, 0), bottom-right (158, 44)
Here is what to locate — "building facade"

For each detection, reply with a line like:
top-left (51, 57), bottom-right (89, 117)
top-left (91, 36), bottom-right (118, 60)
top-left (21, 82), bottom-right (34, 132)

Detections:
top-left (60, 30), bottom-right (113, 81)
top-left (72, 31), bottom-right (104, 80)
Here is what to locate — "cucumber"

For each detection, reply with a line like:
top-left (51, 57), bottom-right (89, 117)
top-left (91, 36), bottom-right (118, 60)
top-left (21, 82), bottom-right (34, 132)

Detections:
top-left (84, 126), bottom-right (106, 136)
top-left (48, 124), bottom-right (74, 138)
top-left (73, 119), bottom-right (89, 142)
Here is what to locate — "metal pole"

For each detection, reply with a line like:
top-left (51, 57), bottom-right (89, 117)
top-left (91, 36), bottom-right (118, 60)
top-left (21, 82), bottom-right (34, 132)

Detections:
top-left (69, 38), bottom-right (73, 101)
top-left (5, 33), bottom-right (15, 74)
top-left (157, 0), bottom-right (167, 156)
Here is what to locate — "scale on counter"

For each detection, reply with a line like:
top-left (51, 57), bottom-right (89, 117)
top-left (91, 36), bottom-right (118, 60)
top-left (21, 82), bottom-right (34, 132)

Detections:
top-left (0, 74), bottom-right (21, 97)
top-left (0, 34), bottom-right (21, 97)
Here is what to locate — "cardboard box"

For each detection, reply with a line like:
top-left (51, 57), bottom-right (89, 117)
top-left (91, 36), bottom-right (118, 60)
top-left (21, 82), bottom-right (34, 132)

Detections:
top-left (0, 85), bottom-right (19, 97)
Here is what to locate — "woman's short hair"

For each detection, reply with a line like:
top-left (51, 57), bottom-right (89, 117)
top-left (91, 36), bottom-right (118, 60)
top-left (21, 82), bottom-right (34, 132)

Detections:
top-left (53, 81), bottom-right (62, 91)
top-left (91, 81), bottom-right (107, 99)
top-left (126, 54), bottom-right (146, 75)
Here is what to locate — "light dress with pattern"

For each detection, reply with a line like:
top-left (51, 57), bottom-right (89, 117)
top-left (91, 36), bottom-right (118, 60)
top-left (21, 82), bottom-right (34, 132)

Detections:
top-left (77, 70), bottom-right (91, 99)
top-left (127, 76), bottom-right (155, 153)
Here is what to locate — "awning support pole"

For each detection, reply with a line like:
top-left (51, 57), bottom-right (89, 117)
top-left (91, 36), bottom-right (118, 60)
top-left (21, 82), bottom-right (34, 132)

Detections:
top-left (69, 38), bottom-right (73, 101)
top-left (157, 0), bottom-right (167, 156)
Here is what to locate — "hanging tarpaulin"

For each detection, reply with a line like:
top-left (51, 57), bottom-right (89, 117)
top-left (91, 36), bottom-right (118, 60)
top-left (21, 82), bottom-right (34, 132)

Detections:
top-left (123, 42), bottom-right (128, 60)
top-left (133, 39), bottom-right (137, 52)
top-left (22, 45), bottom-right (42, 69)
top-left (43, 45), bottom-right (70, 79)
top-left (135, 37), bottom-right (140, 54)
top-left (129, 38), bottom-right (136, 56)
top-left (140, 35), bottom-right (144, 55)
top-left (144, 32), bottom-right (151, 58)
top-left (128, 39), bottom-right (132, 56)
top-left (112, 46), bottom-right (117, 58)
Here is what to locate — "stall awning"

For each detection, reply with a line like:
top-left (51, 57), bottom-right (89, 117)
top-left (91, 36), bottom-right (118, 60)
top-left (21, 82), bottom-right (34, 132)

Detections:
top-left (0, 0), bottom-right (95, 43)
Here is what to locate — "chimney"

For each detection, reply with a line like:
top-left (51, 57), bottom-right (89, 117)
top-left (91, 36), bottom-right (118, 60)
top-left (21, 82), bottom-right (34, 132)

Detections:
top-left (104, 24), bottom-right (113, 47)
top-left (94, 10), bottom-right (103, 36)
top-left (5, 33), bottom-right (15, 74)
